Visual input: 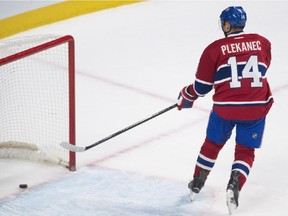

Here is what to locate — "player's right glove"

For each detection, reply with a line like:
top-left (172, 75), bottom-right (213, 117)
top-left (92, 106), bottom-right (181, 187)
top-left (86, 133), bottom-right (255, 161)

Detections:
top-left (177, 85), bottom-right (198, 110)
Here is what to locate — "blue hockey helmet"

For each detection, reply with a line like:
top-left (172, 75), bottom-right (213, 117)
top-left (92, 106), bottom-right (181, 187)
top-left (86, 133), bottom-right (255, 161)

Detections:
top-left (220, 6), bottom-right (247, 28)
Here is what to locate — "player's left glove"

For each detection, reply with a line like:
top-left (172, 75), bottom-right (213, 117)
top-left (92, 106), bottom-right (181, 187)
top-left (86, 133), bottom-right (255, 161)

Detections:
top-left (177, 85), bottom-right (198, 110)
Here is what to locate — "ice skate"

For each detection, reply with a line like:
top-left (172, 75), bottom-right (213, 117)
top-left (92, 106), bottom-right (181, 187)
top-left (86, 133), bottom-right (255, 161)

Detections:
top-left (226, 171), bottom-right (240, 215)
top-left (188, 170), bottom-right (209, 201)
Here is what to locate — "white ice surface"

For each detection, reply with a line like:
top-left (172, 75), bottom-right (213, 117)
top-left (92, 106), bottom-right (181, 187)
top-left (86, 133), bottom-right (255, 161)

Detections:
top-left (1, 1), bottom-right (288, 215)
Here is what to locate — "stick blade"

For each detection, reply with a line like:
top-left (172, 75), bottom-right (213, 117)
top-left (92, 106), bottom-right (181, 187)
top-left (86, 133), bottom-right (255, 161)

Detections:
top-left (60, 142), bottom-right (86, 152)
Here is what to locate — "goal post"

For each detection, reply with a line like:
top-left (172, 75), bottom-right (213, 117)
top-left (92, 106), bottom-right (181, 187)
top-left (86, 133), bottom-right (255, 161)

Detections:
top-left (0, 35), bottom-right (76, 171)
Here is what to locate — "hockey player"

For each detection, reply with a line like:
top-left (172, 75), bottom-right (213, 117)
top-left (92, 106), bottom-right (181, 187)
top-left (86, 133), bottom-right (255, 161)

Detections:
top-left (177, 6), bottom-right (273, 214)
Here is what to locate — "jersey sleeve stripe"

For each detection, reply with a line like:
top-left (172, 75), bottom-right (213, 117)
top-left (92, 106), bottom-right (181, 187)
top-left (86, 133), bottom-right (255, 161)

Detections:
top-left (194, 79), bottom-right (213, 96)
top-left (195, 78), bottom-right (214, 85)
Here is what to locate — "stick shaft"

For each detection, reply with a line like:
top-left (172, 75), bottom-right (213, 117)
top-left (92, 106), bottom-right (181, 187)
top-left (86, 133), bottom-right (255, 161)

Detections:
top-left (85, 103), bottom-right (177, 151)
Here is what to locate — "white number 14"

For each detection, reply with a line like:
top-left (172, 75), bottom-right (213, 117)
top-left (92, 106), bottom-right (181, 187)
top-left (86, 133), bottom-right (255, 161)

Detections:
top-left (228, 55), bottom-right (263, 88)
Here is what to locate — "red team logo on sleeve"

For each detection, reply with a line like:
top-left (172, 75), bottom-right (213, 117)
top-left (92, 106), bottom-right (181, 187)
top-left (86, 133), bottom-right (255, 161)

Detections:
top-left (193, 32), bottom-right (273, 120)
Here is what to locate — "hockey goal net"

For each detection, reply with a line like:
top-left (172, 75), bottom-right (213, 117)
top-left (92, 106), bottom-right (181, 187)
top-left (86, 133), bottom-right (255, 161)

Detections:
top-left (0, 35), bottom-right (76, 171)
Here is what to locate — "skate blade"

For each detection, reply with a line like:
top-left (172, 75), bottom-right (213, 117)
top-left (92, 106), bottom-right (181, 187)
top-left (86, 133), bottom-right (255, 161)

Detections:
top-left (189, 191), bottom-right (197, 201)
top-left (226, 189), bottom-right (237, 215)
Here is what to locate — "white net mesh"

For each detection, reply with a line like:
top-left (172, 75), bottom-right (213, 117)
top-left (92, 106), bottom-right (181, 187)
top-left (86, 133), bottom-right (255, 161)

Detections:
top-left (0, 35), bottom-right (74, 168)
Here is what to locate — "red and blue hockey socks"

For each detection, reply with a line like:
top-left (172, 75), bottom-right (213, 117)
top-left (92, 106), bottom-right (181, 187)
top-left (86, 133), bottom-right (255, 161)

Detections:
top-left (193, 138), bottom-right (255, 191)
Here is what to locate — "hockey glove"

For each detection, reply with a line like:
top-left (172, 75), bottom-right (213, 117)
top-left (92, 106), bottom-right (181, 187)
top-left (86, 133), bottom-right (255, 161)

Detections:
top-left (177, 85), bottom-right (198, 110)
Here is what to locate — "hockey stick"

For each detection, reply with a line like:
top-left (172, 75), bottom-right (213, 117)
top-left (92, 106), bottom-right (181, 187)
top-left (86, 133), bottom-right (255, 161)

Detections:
top-left (60, 103), bottom-right (178, 152)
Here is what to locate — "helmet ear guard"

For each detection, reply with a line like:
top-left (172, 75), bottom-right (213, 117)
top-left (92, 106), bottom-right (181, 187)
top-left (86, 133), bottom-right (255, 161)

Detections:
top-left (220, 6), bottom-right (247, 28)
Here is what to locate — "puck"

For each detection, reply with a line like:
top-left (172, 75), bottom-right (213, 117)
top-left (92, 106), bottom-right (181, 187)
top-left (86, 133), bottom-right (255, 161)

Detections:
top-left (19, 184), bottom-right (28, 189)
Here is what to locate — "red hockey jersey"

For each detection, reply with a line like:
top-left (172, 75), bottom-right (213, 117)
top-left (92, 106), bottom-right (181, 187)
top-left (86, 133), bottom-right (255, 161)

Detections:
top-left (189, 32), bottom-right (273, 120)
